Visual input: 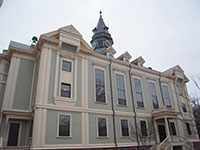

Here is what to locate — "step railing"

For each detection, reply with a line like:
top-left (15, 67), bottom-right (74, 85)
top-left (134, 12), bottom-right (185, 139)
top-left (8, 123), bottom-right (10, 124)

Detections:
top-left (181, 136), bottom-right (193, 150)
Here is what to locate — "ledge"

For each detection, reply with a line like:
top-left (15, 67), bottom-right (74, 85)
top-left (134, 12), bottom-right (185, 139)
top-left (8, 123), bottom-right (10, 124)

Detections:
top-left (54, 97), bottom-right (77, 107)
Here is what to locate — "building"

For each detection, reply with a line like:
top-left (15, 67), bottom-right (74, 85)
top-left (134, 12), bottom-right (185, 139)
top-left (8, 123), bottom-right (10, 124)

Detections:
top-left (0, 13), bottom-right (199, 150)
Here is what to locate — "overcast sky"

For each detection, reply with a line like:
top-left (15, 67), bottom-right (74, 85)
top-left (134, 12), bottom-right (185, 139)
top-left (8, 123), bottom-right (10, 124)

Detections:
top-left (0, 0), bottom-right (200, 96)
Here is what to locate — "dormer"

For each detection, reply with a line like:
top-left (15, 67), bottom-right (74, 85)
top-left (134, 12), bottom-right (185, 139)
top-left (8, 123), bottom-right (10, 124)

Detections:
top-left (101, 46), bottom-right (116, 58)
top-left (163, 65), bottom-right (189, 84)
top-left (131, 56), bottom-right (145, 67)
top-left (117, 51), bottom-right (132, 63)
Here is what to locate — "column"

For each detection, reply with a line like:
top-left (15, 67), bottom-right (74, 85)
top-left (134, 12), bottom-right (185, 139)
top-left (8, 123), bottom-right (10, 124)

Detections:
top-left (164, 118), bottom-right (171, 141)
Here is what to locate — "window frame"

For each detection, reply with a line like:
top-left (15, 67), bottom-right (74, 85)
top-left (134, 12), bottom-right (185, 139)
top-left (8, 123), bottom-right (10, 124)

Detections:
top-left (169, 121), bottom-right (177, 136)
top-left (94, 66), bottom-right (107, 104)
top-left (115, 72), bottom-right (127, 106)
top-left (140, 120), bottom-right (148, 137)
top-left (7, 121), bottom-right (22, 146)
top-left (186, 122), bottom-right (192, 135)
top-left (178, 88), bottom-right (184, 97)
top-left (120, 118), bottom-right (130, 138)
top-left (62, 60), bottom-right (72, 72)
top-left (149, 81), bottom-right (159, 109)
top-left (57, 114), bottom-right (72, 138)
top-left (133, 76), bottom-right (145, 108)
top-left (60, 83), bottom-right (71, 98)
top-left (182, 103), bottom-right (187, 113)
top-left (96, 116), bottom-right (109, 138)
top-left (162, 84), bottom-right (172, 108)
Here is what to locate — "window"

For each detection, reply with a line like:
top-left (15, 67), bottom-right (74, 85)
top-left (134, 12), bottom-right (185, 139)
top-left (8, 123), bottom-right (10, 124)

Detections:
top-left (61, 83), bottom-right (71, 97)
top-left (7, 122), bottom-right (20, 146)
top-left (98, 117), bottom-right (107, 137)
top-left (121, 119), bottom-right (129, 137)
top-left (140, 120), bottom-right (147, 136)
top-left (162, 85), bottom-right (171, 107)
top-left (59, 115), bottom-right (70, 137)
top-left (178, 89), bottom-right (183, 96)
top-left (95, 69), bottom-right (106, 103)
top-left (62, 60), bottom-right (71, 72)
top-left (29, 120), bottom-right (33, 137)
top-left (186, 123), bottom-right (192, 135)
top-left (182, 103), bottom-right (187, 112)
top-left (116, 74), bottom-right (126, 105)
top-left (134, 78), bottom-right (144, 107)
top-left (169, 122), bottom-right (177, 136)
top-left (149, 82), bottom-right (159, 109)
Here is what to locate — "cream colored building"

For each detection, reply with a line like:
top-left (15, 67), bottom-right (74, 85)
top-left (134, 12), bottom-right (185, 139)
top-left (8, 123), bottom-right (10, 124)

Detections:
top-left (0, 13), bottom-right (199, 150)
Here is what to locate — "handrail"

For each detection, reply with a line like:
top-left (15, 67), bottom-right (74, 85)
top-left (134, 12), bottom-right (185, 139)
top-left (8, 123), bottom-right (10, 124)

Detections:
top-left (181, 136), bottom-right (193, 148)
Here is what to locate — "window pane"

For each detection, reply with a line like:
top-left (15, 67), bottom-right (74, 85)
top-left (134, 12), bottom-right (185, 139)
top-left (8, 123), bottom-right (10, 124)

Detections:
top-left (98, 118), bottom-right (107, 136)
top-left (59, 115), bottom-right (70, 136)
top-left (121, 120), bottom-right (129, 136)
top-left (178, 89), bottom-right (183, 96)
top-left (149, 82), bottom-right (159, 109)
top-left (95, 69), bottom-right (105, 102)
top-left (116, 74), bottom-right (126, 105)
top-left (162, 85), bottom-right (171, 107)
top-left (140, 121), bottom-right (147, 136)
top-left (7, 123), bottom-right (20, 146)
top-left (182, 103), bottom-right (187, 112)
top-left (61, 83), bottom-right (71, 97)
top-left (186, 123), bottom-right (191, 135)
top-left (134, 79), bottom-right (144, 107)
top-left (170, 122), bottom-right (177, 136)
top-left (62, 60), bottom-right (71, 72)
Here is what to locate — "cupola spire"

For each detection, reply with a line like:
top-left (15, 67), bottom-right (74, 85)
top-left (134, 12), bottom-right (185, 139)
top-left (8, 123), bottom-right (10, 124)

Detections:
top-left (91, 11), bottom-right (114, 53)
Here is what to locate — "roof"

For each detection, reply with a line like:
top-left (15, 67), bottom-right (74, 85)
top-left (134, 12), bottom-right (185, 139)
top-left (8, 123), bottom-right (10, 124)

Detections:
top-left (93, 13), bottom-right (109, 33)
top-left (163, 65), bottom-right (182, 75)
top-left (9, 41), bottom-right (35, 52)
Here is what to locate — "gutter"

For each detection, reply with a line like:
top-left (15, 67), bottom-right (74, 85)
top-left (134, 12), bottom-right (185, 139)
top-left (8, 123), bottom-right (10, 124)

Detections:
top-left (128, 64), bottom-right (139, 149)
top-left (109, 58), bottom-right (117, 148)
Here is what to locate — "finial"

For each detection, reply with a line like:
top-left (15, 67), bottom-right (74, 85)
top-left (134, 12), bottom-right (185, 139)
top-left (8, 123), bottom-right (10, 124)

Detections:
top-left (99, 10), bottom-right (102, 17)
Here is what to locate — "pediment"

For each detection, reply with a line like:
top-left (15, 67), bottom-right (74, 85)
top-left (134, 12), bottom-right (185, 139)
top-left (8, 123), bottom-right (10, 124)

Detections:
top-left (118, 51), bottom-right (132, 60)
top-left (60, 25), bottom-right (82, 37)
top-left (131, 56), bottom-right (145, 65)
top-left (101, 46), bottom-right (116, 54)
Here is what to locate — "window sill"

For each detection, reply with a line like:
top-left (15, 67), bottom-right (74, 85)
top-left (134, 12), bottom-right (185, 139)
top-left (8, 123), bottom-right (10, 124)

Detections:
top-left (117, 104), bottom-right (128, 107)
top-left (97, 136), bottom-right (109, 139)
top-left (136, 106), bottom-right (145, 109)
top-left (94, 101), bottom-right (108, 105)
top-left (56, 136), bottom-right (72, 139)
top-left (54, 97), bottom-right (77, 107)
top-left (120, 136), bottom-right (130, 139)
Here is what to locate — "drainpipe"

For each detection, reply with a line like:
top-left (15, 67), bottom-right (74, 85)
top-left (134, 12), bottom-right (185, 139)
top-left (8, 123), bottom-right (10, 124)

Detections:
top-left (128, 64), bottom-right (139, 149)
top-left (109, 58), bottom-right (117, 149)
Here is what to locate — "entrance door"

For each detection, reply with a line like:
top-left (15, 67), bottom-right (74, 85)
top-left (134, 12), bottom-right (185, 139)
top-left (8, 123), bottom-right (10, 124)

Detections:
top-left (158, 124), bottom-right (166, 142)
top-left (7, 123), bottom-right (20, 146)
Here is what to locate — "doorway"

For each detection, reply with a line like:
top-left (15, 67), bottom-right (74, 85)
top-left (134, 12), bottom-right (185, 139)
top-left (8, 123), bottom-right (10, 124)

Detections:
top-left (158, 124), bottom-right (166, 142)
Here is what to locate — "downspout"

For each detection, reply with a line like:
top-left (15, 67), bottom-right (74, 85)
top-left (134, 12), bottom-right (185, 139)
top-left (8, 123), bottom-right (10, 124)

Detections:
top-left (109, 58), bottom-right (117, 148)
top-left (128, 64), bottom-right (139, 149)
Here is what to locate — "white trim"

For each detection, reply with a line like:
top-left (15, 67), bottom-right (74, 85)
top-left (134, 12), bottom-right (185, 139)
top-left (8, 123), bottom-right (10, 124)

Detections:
top-left (6, 121), bottom-right (22, 146)
top-left (139, 119), bottom-right (149, 137)
top-left (119, 118), bottom-right (130, 138)
top-left (161, 83), bottom-right (173, 108)
top-left (57, 113), bottom-right (72, 138)
top-left (148, 80), bottom-right (160, 109)
top-left (96, 116), bottom-right (109, 138)
top-left (132, 75), bottom-right (146, 109)
top-left (93, 66), bottom-right (107, 104)
top-left (115, 71), bottom-right (128, 106)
